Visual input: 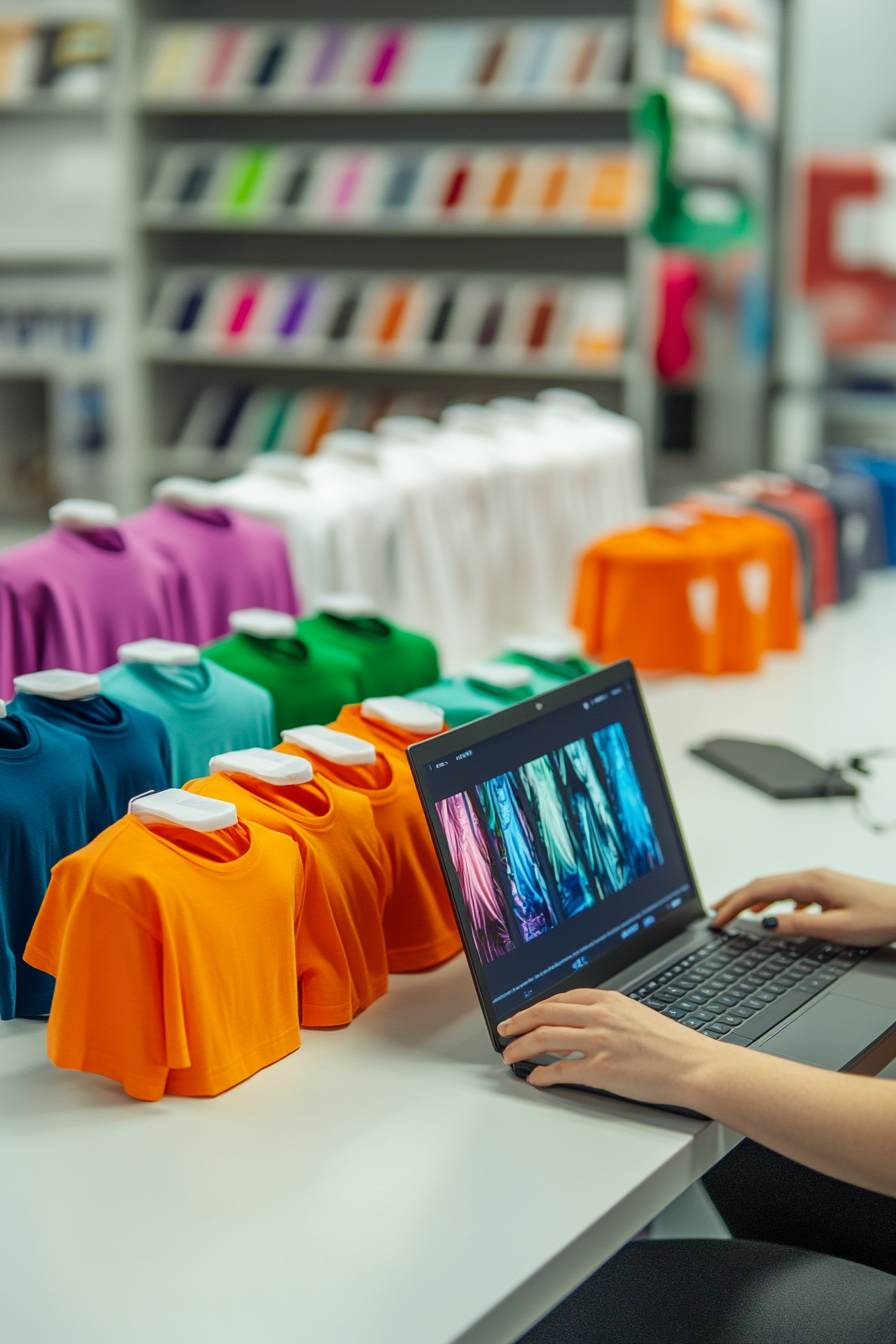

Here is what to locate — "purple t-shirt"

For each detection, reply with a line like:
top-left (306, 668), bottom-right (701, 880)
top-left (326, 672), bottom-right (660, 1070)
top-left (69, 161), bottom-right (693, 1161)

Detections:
top-left (0, 525), bottom-right (180, 699)
top-left (122, 502), bottom-right (299, 645)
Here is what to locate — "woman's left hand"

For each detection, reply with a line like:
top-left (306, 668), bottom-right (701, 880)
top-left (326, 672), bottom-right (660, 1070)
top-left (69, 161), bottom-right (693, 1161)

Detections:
top-left (499, 988), bottom-right (724, 1108)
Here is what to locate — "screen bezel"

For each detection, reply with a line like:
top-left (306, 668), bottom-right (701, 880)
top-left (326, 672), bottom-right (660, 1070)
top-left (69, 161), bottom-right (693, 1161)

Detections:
top-left (408, 659), bottom-right (705, 1053)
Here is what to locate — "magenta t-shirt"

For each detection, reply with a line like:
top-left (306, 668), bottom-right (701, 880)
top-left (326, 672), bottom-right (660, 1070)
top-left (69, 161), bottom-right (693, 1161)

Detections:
top-left (0, 525), bottom-right (180, 699)
top-left (122, 501), bottom-right (299, 646)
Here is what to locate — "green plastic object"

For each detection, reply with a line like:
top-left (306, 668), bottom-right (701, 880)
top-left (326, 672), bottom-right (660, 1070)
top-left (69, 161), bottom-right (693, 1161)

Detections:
top-left (639, 89), bottom-right (756, 252)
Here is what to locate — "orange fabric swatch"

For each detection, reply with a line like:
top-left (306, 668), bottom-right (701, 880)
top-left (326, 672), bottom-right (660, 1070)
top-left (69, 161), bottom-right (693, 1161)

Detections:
top-left (184, 771), bottom-right (390, 1026)
top-left (24, 816), bottom-right (301, 1102)
top-left (279, 716), bottom-right (461, 974)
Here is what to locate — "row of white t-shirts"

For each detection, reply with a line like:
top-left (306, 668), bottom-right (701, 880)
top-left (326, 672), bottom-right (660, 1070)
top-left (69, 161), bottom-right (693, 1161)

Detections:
top-left (206, 391), bottom-right (646, 666)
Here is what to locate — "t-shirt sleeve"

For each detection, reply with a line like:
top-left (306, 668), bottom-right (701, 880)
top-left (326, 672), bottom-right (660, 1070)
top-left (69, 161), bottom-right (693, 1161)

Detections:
top-left (44, 890), bottom-right (170, 1103)
top-left (24, 854), bottom-right (86, 979)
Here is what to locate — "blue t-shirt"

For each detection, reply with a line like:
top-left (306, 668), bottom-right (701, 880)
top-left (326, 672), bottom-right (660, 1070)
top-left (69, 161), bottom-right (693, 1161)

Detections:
top-left (12, 693), bottom-right (171, 825)
top-left (98, 658), bottom-right (276, 786)
top-left (0, 714), bottom-right (109, 1019)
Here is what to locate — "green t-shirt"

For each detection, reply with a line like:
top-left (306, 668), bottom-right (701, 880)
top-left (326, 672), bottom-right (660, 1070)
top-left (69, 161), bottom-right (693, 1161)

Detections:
top-left (202, 631), bottom-right (364, 734)
top-left (295, 613), bottom-right (439, 698)
top-left (496, 651), bottom-right (600, 688)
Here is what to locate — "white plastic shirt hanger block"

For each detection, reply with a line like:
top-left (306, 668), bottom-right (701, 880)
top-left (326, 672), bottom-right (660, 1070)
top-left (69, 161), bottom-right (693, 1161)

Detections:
top-left (13, 669), bottom-right (102, 700)
top-left (314, 592), bottom-right (380, 619)
top-left (130, 788), bottom-right (238, 832)
top-left (152, 476), bottom-right (218, 512)
top-left (282, 724), bottom-right (376, 765)
top-left (464, 661), bottom-right (533, 691)
top-left (48, 498), bottom-right (119, 531)
top-left (117, 638), bottom-right (201, 666)
top-left (504, 632), bottom-right (584, 662)
top-left (209, 746), bottom-right (313, 785)
top-left (361, 696), bottom-right (444, 735)
top-left (228, 608), bottom-right (297, 639)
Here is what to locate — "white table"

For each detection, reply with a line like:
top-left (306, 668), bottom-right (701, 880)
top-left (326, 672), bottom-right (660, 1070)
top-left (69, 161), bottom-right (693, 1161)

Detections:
top-left (4, 573), bottom-right (896, 1344)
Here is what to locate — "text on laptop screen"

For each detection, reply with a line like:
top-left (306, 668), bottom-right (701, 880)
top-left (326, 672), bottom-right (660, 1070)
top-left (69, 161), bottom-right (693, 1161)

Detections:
top-left (424, 678), bottom-right (695, 1017)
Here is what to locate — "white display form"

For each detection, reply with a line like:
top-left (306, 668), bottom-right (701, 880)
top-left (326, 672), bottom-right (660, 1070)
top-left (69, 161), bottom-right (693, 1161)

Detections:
top-left (117, 638), bottom-right (201, 665)
top-left (315, 591), bottom-right (380, 618)
top-left (465, 661), bottom-right (533, 690)
top-left (13, 669), bottom-right (102, 700)
top-left (228, 608), bottom-right (297, 639)
top-left (209, 746), bottom-right (313, 785)
top-left (130, 788), bottom-right (237, 831)
top-left (48, 498), bottom-right (119, 530)
top-left (282, 724), bottom-right (376, 765)
top-left (152, 475), bottom-right (218, 509)
top-left (361, 695), bottom-right (444, 734)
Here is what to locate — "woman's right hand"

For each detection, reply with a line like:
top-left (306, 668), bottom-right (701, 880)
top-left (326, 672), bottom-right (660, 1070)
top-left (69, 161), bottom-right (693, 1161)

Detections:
top-left (711, 868), bottom-right (896, 946)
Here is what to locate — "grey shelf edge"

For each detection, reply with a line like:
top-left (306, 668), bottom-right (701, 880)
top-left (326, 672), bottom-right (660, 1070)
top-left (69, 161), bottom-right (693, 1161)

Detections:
top-left (140, 213), bottom-right (640, 238)
top-left (139, 91), bottom-right (636, 116)
top-left (142, 338), bottom-right (628, 380)
top-left (0, 100), bottom-right (109, 115)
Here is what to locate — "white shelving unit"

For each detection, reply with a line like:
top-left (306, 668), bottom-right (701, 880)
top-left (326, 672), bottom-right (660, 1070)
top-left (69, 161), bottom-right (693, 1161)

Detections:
top-left (0, 0), bottom-right (139, 516)
top-left (123, 1), bottom-right (659, 491)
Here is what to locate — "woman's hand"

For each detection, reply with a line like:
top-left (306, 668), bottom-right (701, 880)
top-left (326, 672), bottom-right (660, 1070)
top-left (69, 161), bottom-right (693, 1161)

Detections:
top-left (710, 868), bottom-right (896, 946)
top-left (499, 988), bottom-right (722, 1106)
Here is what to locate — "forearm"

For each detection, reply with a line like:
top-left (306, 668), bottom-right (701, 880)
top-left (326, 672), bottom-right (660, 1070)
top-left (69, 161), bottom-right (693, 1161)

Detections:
top-left (686, 1043), bottom-right (896, 1197)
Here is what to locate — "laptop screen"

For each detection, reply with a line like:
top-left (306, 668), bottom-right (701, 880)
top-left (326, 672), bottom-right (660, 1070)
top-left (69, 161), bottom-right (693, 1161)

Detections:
top-left (416, 671), bottom-right (699, 1023)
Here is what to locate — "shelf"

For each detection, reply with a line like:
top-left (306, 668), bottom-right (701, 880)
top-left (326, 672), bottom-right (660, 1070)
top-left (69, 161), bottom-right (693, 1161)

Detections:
top-left (139, 89), bottom-right (635, 116)
top-left (142, 334), bottom-right (627, 380)
top-left (0, 98), bottom-right (109, 116)
top-left (0, 354), bottom-right (110, 379)
top-left (140, 211), bottom-right (638, 238)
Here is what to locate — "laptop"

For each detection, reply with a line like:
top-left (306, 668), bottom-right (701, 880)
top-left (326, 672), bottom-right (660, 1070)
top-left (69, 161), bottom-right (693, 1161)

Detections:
top-left (408, 659), bottom-right (896, 1108)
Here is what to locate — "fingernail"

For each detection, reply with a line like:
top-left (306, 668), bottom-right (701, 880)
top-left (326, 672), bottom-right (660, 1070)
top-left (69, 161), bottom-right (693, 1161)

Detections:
top-left (498, 1020), bottom-right (511, 1034)
top-left (762, 916), bottom-right (778, 929)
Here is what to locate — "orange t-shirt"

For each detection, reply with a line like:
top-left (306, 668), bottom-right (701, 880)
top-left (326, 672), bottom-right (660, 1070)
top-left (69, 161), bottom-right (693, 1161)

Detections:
top-left (684, 506), bottom-right (801, 655)
top-left (573, 522), bottom-right (723, 673)
top-left (184, 771), bottom-right (391, 1026)
top-left (23, 815), bottom-right (301, 1102)
top-left (278, 714), bottom-right (461, 973)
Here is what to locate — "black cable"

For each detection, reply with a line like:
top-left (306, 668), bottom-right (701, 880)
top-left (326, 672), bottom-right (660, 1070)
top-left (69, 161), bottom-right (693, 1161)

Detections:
top-left (826, 750), bottom-right (896, 834)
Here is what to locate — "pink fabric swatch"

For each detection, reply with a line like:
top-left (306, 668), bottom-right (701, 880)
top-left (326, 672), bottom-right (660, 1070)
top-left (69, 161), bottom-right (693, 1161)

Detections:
top-left (122, 501), bottom-right (299, 647)
top-left (0, 526), bottom-right (181, 699)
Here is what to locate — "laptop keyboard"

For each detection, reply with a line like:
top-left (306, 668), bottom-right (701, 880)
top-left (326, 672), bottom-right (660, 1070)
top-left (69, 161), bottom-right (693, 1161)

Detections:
top-left (628, 930), bottom-right (870, 1044)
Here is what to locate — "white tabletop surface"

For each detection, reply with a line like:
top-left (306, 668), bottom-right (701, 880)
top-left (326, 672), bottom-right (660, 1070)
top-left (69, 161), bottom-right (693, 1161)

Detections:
top-left (4, 573), bottom-right (896, 1344)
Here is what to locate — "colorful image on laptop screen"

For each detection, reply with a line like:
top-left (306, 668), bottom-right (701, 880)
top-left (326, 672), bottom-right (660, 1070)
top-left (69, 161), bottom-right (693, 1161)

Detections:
top-left (421, 677), bottom-right (696, 1017)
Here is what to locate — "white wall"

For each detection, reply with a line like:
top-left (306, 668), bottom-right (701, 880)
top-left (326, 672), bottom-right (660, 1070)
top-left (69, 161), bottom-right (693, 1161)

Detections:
top-left (786, 0), bottom-right (896, 153)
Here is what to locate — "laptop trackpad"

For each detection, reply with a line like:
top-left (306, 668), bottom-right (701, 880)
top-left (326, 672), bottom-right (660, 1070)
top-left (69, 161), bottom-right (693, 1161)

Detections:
top-left (755, 995), bottom-right (896, 1070)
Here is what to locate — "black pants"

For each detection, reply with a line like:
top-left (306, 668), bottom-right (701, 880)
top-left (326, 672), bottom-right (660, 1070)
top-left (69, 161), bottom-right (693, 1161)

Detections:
top-left (516, 1239), bottom-right (896, 1344)
top-left (518, 1143), bottom-right (896, 1343)
top-left (703, 1137), bottom-right (896, 1276)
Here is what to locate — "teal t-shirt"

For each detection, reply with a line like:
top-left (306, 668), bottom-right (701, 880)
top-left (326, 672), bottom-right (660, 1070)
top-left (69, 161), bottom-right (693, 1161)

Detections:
top-left (408, 673), bottom-right (534, 728)
top-left (409, 652), bottom-right (599, 727)
top-left (496, 651), bottom-right (600, 689)
top-left (295, 613), bottom-right (439, 698)
top-left (203, 631), bottom-right (364, 734)
top-left (99, 658), bottom-right (276, 786)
